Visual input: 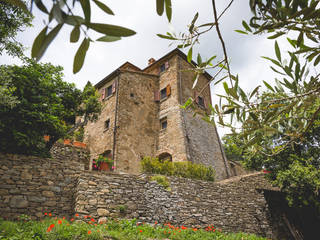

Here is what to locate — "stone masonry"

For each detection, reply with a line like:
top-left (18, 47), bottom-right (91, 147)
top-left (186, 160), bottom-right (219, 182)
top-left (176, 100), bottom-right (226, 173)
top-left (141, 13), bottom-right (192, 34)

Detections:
top-left (83, 48), bottom-right (231, 180)
top-left (0, 152), bottom-right (291, 239)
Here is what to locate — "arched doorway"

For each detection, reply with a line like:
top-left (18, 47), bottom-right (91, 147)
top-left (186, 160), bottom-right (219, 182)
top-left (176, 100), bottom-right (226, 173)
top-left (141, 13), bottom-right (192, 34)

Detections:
top-left (158, 152), bottom-right (172, 162)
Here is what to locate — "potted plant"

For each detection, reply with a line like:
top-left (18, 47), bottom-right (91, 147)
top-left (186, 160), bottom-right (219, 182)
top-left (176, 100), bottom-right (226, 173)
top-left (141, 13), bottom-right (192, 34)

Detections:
top-left (96, 155), bottom-right (114, 171)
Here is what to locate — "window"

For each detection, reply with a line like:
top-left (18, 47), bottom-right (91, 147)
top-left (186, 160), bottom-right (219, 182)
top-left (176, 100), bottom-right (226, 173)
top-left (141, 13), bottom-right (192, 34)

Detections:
top-left (160, 61), bottom-right (169, 73)
top-left (106, 85), bottom-right (113, 97)
top-left (155, 85), bottom-right (171, 102)
top-left (160, 88), bottom-right (167, 100)
top-left (160, 63), bottom-right (166, 73)
top-left (198, 96), bottom-right (205, 108)
top-left (160, 117), bottom-right (167, 130)
top-left (105, 119), bottom-right (110, 129)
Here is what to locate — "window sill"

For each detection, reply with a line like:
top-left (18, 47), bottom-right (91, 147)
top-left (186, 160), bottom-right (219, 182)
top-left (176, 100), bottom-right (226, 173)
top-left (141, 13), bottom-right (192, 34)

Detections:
top-left (103, 94), bottom-right (114, 101)
top-left (160, 96), bottom-right (168, 103)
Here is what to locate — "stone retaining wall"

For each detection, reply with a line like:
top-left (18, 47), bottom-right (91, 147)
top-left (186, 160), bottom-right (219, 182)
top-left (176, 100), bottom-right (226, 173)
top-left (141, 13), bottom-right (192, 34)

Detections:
top-left (0, 153), bottom-right (290, 239)
top-left (0, 153), bottom-right (84, 219)
top-left (50, 142), bottom-right (90, 170)
top-left (74, 172), bottom-right (285, 239)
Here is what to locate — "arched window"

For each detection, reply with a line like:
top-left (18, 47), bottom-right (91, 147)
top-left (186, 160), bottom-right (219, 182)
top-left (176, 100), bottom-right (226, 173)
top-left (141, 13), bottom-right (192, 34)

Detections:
top-left (158, 152), bottom-right (172, 162)
top-left (102, 150), bottom-right (112, 159)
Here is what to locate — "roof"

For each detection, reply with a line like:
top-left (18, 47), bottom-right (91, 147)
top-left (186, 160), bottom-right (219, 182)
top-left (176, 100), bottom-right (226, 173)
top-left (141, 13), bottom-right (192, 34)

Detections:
top-left (143, 48), bottom-right (213, 81)
top-left (95, 48), bottom-right (213, 89)
top-left (95, 62), bottom-right (141, 89)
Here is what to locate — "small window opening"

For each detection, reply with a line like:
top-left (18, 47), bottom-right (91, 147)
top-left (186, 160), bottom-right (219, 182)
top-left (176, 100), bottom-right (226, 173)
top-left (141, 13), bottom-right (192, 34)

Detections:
top-left (198, 96), bottom-right (205, 108)
top-left (130, 93), bottom-right (134, 98)
top-left (160, 88), bottom-right (167, 100)
top-left (160, 63), bottom-right (166, 73)
top-left (105, 119), bottom-right (110, 129)
top-left (160, 117), bottom-right (167, 130)
top-left (106, 85), bottom-right (113, 97)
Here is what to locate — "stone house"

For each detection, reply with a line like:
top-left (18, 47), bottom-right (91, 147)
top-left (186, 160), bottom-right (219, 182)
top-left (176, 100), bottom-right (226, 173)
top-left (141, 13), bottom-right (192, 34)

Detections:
top-left (83, 48), bottom-right (231, 180)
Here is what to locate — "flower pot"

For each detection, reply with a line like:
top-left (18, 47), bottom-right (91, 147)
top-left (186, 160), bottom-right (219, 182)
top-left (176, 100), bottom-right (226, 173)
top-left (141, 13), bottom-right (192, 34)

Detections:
top-left (64, 139), bottom-right (71, 145)
top-left (99, 162), bottom-right (110, 171)
top-left (73, 141), bottom-right (86, 148)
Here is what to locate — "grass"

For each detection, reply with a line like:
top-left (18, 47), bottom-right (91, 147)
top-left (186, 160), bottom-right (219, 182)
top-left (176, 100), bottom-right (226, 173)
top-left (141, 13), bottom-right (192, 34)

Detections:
top-left (0, 215), bottom-right (268, 240)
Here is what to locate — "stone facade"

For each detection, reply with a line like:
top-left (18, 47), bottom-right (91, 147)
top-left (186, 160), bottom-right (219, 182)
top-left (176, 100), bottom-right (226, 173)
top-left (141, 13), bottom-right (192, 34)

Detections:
top-left (84, 49), bottom-right (231, 180)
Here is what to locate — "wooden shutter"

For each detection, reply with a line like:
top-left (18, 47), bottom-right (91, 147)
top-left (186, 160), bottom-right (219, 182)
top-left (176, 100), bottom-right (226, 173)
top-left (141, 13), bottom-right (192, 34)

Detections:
top-left (112, 81), bottom-right (117, 94)
top-left (154, 91), bottom-right (160, 102)
top-left (204, 97), bottom-right (208, 109)
top-left (101, 88), bottom-right (106, 100)
top-left (165, 61), bottom-right (169, 69)
top-left (194, 91), bottom-right (199, 104)
top-left (166, 84), bottom-right (171, 97)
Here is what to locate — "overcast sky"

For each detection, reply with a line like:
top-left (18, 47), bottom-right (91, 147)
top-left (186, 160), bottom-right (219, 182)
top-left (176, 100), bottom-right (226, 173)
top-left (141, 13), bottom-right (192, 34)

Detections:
top-left (0, 0), bottom-right (291, 136)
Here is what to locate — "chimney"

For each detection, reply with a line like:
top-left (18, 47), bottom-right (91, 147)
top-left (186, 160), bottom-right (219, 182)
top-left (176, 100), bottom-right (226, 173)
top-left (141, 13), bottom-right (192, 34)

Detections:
top-left (148, 58), bottom-right (156, 65)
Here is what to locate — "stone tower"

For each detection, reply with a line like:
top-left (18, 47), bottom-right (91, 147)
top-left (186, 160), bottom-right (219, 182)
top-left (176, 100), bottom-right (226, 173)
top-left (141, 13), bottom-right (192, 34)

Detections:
top-left (83, 49), bottom-right (231, 180)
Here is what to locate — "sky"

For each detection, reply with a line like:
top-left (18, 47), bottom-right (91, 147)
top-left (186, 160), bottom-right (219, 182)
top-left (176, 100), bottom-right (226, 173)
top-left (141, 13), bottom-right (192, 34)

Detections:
top-left (0, 0), bottom-right (291, 136)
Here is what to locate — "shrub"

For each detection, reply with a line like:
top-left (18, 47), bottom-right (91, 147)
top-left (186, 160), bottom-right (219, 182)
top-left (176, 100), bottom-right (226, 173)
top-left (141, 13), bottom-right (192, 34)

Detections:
top-left (150, 175), bottom-right (170, 190)
top-left (141, 157), bottom-right (215, 182)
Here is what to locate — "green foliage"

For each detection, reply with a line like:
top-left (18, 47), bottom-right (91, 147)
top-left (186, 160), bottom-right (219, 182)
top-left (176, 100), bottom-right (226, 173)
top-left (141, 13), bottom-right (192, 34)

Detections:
top-left (96, 155), bottom-right (113, 166)
top-left (118, 205), bottom-right (128, 214)
top-left (0, 59), bottom-right (100, 157)
top-left (150, 175), bottom-right (170, 190)
top-left (73, 127), bottom-right (84, 142)
top-left (0, 217), bottom-right (267, 240)
top-left (222, 135), bottom-right (244, 162)
top-left (0, 1), bottom-right (32, 57)
top-left (141, 157), bottom-right (215, 182)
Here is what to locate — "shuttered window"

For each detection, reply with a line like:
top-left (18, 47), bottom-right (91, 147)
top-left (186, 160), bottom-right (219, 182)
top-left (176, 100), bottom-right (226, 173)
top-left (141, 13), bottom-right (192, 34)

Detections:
top-left (160, 61), bottom-right (170, 73)
top-left (155, 84), bottom-right (171, 102)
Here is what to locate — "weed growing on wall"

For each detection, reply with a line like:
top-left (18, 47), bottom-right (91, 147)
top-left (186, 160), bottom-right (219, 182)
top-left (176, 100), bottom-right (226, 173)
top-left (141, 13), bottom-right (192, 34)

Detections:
top-left (141, 157), bottom-right (215, 181)
top-left (150, 175), bottom-right (171, 190)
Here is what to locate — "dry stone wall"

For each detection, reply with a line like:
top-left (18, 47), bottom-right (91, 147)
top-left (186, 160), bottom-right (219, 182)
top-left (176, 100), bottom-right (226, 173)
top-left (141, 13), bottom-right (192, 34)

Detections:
top-left (0, 152), bottom-right (290, 239)
top-left (0, 153), bottom-right (84, 220)
top-left (74, 172), bottom-right (284, 239)
top-left (50, 142), bottom-right (90, 170)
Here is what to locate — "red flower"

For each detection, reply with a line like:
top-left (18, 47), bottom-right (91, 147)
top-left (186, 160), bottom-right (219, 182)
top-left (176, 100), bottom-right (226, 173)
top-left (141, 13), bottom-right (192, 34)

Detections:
top-left (44, 213), bottom-right (47, 216)
top-left (50, 224), bottom-right (55, 228)
top-left (70, 218), bottom-right (74, 222)
top-left (193, 228), bottom-right (198, 231)
top-left (91, 218), bottom-right (95, 222)
top-left (49, 213), bottom-right (52, 217)
top-left (63, 217), bottom-right (65, 220)
top-left (181, 226), bottom-right (187, 230)
top-left (58, 220), bottom-right (62, 225)
top-left (139, 230), bottom-right (143, 233)
top-left (88, 230), bottom-right (92, 234)
top-left (75, 213), bottom-right (79, 217)
top-left (46, 227), bottom-right (52, 232)
top-left (154, 221), bottom-right (158, 225)
top-left (84, 216), bottom-right (88, 219)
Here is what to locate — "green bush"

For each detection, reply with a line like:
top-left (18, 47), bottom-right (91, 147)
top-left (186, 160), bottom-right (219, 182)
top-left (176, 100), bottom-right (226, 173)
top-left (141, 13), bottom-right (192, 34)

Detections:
top-left (141, 157), bottom-right (215, 182)
top-left (150, 175), bottom-right (170, 190)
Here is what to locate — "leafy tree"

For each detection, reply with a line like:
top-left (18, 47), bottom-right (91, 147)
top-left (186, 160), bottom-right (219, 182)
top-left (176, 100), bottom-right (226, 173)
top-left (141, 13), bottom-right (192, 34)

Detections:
top-left (0, 59), bottom-right (101, 157)
top-left (2, 0), bottom-right (172, 73)
top-left (0, 1), bottom-right (32, 57)
top-left (222, 89), bottom-right (320, 209)
top-left (222, 134), bottom-right (244, 163)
